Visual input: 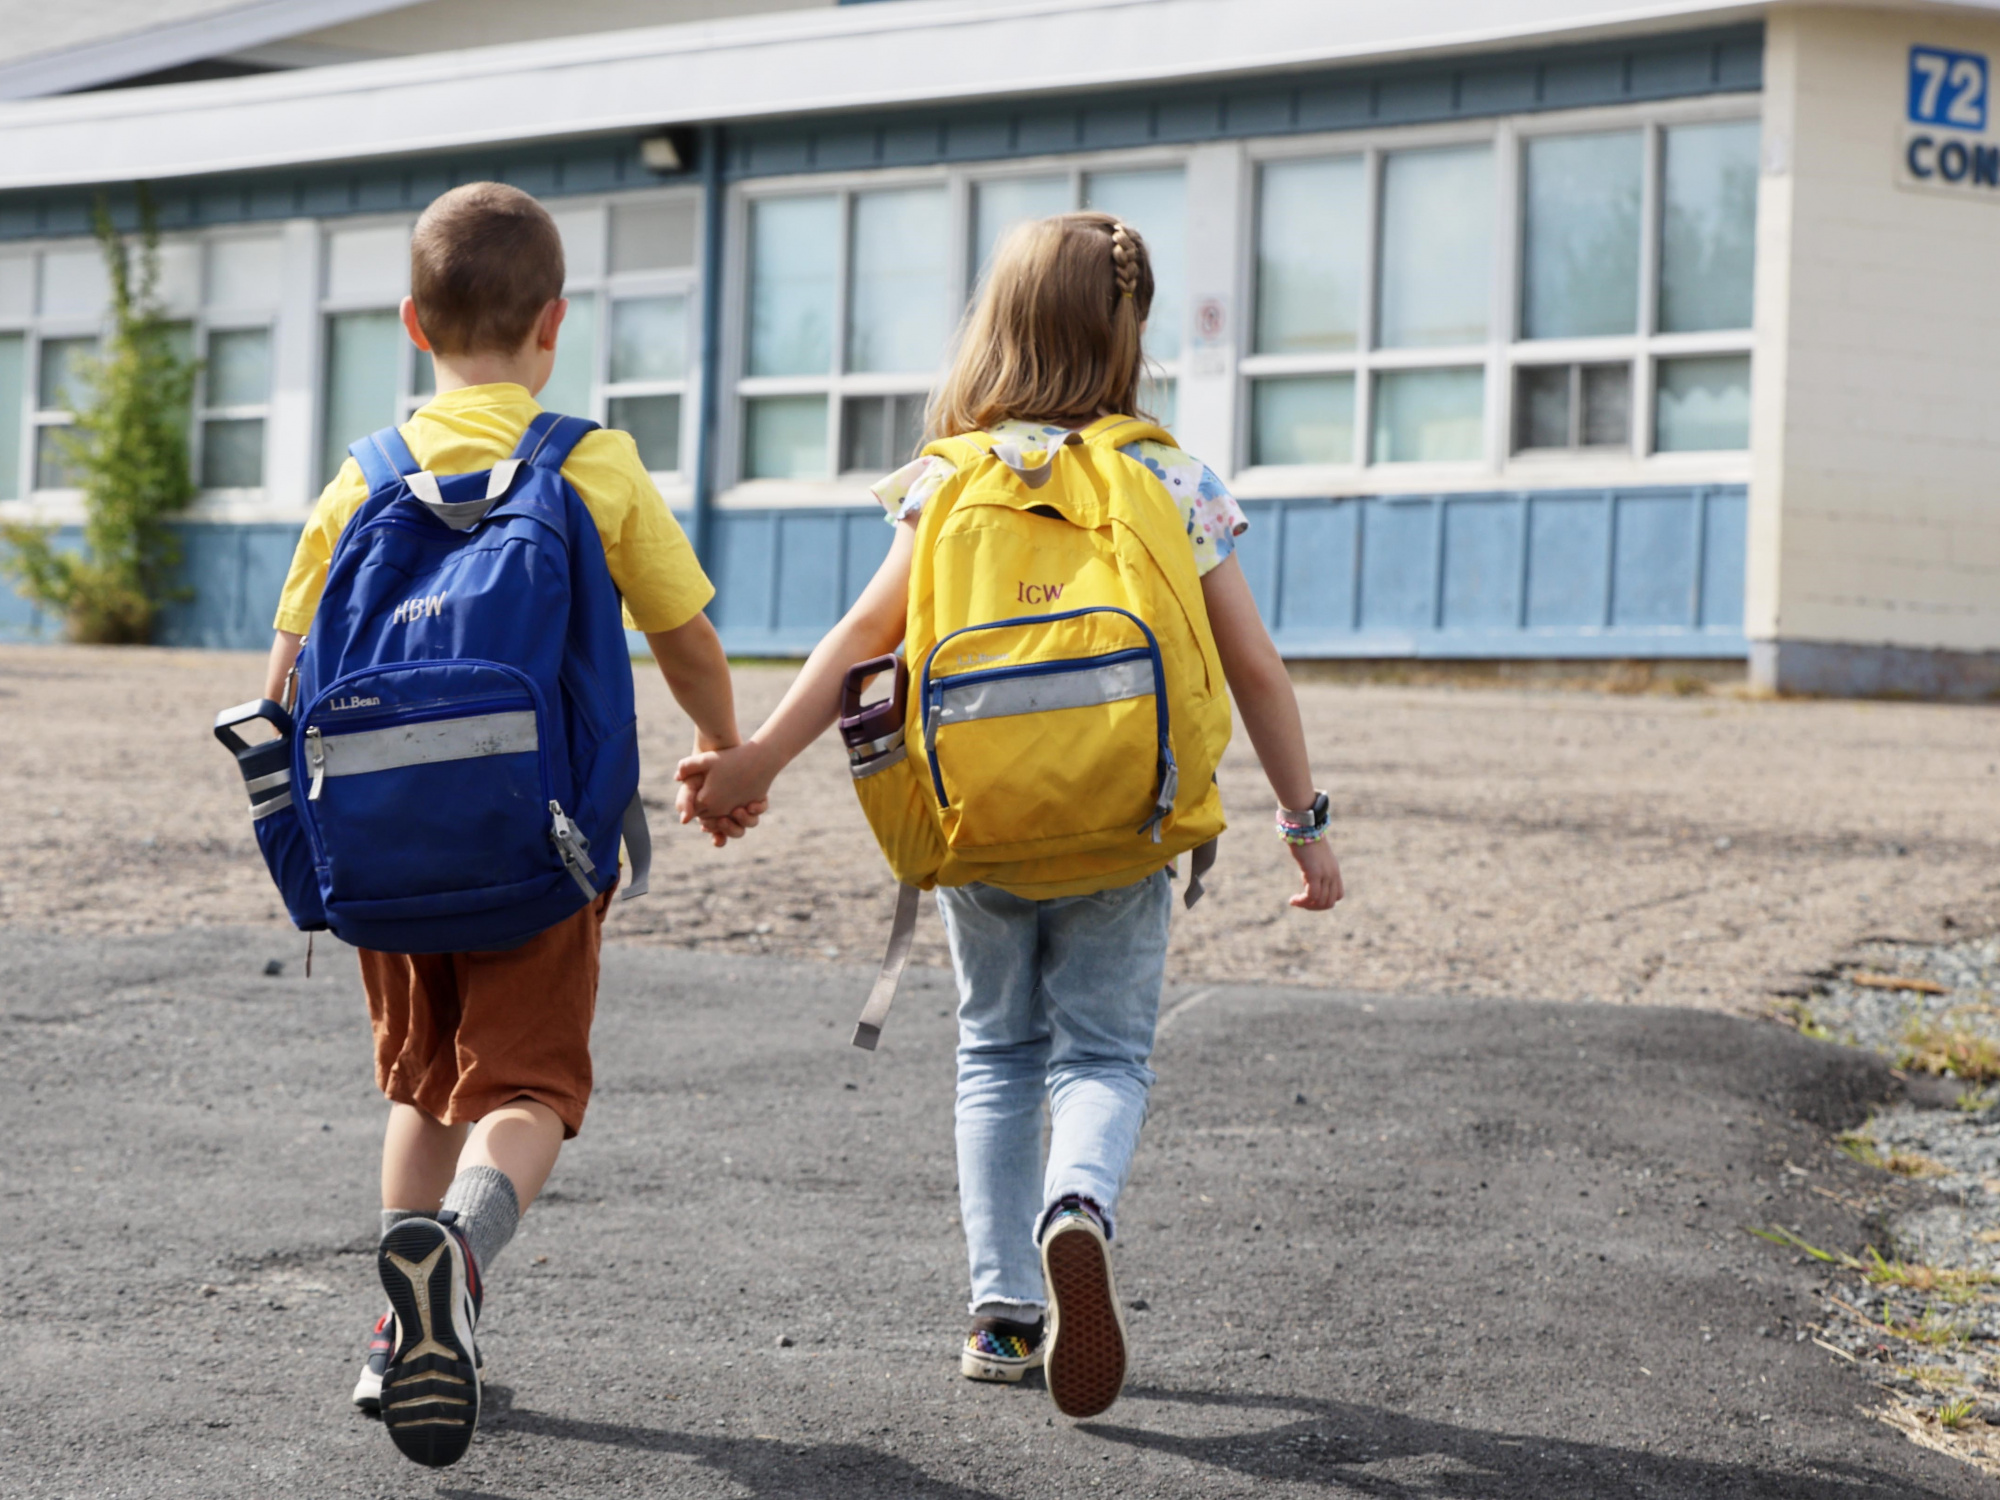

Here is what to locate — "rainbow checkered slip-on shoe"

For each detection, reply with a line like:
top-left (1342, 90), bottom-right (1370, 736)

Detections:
top-left (961, 1315), bottom-right (1046, 1382)
top-left (1041, 1206), bottom-right (1128, 1419)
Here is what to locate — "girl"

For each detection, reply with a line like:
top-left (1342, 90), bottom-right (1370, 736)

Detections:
top-left (679, 211), bottom-right (1342, 1419)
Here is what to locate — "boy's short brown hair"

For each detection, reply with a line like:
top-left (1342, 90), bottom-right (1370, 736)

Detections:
top-left (409, 182), bottom-right (565, 356)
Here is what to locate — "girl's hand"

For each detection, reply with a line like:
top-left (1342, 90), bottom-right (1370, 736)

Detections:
top-left (677, 742), bottom-right (779, 825)
top-left (674, 778), bottom-right (766, 847)
top-left (1288, 840), bottom-right (1343, 911)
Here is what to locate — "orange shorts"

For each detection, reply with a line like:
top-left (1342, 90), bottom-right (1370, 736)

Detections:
top-left (357, 885), bottom-right (614, 1139)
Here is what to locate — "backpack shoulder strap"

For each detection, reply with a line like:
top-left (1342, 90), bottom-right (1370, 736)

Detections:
top-left (512, 411), bottom-right (602, 473)
top-left (1081, 413), bottom-right (1175, 452)
top-left (348, 425), bottom-right (420, 495)
top-left (919, 432), bottom-right (995, 469)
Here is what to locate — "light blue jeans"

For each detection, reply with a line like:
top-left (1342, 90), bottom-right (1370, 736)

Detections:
top-left (935, 869), bottom-right (1172, 1318)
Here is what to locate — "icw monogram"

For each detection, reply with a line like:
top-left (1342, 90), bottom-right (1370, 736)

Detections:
top-left (1015, 582), bottom-right (1065, 605)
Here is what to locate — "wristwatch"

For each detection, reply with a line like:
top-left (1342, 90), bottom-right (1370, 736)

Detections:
top-left (1275, 791), bottom-right (1331, 846)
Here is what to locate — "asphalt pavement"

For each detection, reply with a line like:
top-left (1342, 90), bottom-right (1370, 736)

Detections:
top-left (1, 924), bottom-right (1983, 1498)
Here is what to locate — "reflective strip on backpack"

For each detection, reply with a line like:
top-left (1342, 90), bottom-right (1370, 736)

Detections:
top-left (312, 710), bottom-right (539, 779)
top-left (933, 656), bottom-right (1153, 728)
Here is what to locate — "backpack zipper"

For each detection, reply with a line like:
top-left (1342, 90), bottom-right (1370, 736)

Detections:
top-left (305, 726), bottom-right (326, 801)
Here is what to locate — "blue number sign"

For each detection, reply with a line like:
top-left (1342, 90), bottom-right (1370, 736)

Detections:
top-left (1910, 45), bottom-right (1988, 130)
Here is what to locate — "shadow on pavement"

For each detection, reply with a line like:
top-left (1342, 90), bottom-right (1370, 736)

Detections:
top-left (1079, 1384), bottom-right (1942, 1498)
top-left (459, 1386), bottom-right (1006, 1500)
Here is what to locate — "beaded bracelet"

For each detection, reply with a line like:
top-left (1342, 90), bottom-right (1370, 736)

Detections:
top-left (1276, 791), bottom-right (1331, 846)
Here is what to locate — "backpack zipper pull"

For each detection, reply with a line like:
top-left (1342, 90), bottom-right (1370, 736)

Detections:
top-left (548, 800), bottom-right (597, 898)
top-left (305, 726), bottom-right (326, 800)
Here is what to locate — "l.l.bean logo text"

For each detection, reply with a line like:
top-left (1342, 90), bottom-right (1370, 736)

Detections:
top-left (1015, 581), bottom-right (1066, 605)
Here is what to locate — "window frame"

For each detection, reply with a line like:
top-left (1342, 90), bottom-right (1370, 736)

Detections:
top-left (723, 146), bottom-right (1192, 504)
top-left (1232, 95), bottom-right (1760, 494)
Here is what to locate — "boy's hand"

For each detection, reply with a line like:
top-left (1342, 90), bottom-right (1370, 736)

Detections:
top-left (673, 772), bottom-right (766, 848)
top-left (677, 741), bottom-right (780, 824)
top-left (1288, 840), bottom-right (1343, 911)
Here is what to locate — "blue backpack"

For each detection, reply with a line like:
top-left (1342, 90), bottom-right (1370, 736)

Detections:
top-left (216, 412), bottom-right (649, 954)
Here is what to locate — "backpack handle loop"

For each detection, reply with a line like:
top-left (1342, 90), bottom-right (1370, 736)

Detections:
top-left (989, 429), bottom-right (1081, 490)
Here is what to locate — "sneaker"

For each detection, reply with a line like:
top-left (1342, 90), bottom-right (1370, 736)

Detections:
top-left (960, 1316), bottom-right (1045, 1383)
top-left (376, 1215), bottom-right (482, 1467)
top-left (1040, 1203), bottom-right (1127, 1419)
top-left (350, 1310), bottom-right (395, 1413)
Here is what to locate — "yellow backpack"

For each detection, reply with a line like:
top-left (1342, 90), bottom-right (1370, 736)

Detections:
top-left (845, 415), bottom-right (1232, 1043)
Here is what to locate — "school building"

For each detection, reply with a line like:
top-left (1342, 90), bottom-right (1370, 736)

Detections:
top-left (1, 0), bottom-right (1998, 695)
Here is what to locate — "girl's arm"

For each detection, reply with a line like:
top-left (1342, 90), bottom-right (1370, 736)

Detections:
top-left (1199, 553), bottom-right (1343, 911)
top-left (677, 521), bottom-right (916, 818)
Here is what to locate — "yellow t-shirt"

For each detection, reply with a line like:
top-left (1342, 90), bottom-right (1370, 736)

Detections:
top-left (273, 383), bottom-right (713, 636)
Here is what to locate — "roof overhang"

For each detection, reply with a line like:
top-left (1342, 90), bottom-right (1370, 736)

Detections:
top-left (0, 0), bottom-right (1947, 193)
top-left (0, 0), bottom-right (425, 103)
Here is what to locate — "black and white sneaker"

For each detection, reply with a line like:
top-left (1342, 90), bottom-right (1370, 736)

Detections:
top-left (351, 1310), bottom-right (395, 1412)
top-left (376, 1214), bottom-right (483, 1467)
top-left (1041, 1200), bottom-right (1127, 1419)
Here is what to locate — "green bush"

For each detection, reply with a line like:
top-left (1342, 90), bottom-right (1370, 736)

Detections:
top-left (2, 193), bottom-right (198, 643)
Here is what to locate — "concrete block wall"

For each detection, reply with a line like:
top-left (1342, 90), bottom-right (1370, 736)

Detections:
top-left (1751, 6), bottom-right (2000, 695)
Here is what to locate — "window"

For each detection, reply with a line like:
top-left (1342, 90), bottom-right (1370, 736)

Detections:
top-left (1655, 354), bottom-right (1750, 451)
top-left (741, 187), bottom-right (949, 481)
top-left (1521, 131), bottom-right (1641, 339)
top-left (1514, 363), bottom-right (1630, 451)
top-left (1659, 120), bottom-right (1760, 334)
top-left (33, 335), bottom-right (96, 489)
top-left (199, 327), bottom-right (271, 488)
top-left (1378, 145), bottom-right (1493, 350)
top-left (737, 164), bottom-right (1188, 485)
top-left (0, 333), bottom-right (21, 500)
top-left (1245, 109), bottom-right (1757, 472)
top-left (317, 194), bottom-right (701, 485)
top-left (607, 294), bottom-right (688, 473)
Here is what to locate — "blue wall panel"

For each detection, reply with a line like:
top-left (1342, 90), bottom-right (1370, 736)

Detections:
top-left (1441, 497), bottom-right (1523, 631)
top-left (1700, 489), bottom-right (1748, 630)
top-left (1525, 496), bottom-right (1612, 629)
top-left (1611, 493), bottom-right (1698, 629)
top-left (1277, 503), bottom-right (1359, 634)
top-left (1359, 501), bottom-right (1438, 633)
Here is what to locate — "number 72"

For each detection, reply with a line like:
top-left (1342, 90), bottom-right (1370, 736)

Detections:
top-left (1911, 46), bottom-right (1988, 129)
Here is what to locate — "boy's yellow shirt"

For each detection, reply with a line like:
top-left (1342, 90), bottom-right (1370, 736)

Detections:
top-left (273, 383), bottom-right (713, 637)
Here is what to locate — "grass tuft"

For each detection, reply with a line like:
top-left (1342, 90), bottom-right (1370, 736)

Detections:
top-left (1899, 1019), bottom-right (2000, 1083)
top-left (1940, 1397), bottom-right (1979, 1429)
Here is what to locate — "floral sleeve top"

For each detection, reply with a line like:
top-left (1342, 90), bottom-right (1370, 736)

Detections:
top-left (869, 418), bottom-right (1249, 578)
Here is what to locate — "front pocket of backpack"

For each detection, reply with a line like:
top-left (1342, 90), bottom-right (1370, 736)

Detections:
top-left (925, 648), bottom-right (1164, 852)
top-left (301, 666), bottom-right (561, 905)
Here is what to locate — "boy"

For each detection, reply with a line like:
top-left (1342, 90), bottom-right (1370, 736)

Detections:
top-left (262, 182), bottom-right (750, 1469)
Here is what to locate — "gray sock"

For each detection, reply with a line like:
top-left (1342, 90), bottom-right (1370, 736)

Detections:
top-left (439, 1165), bottom-right (521, 1276)
top-left (380, 1207), bottom-right (427, 1240)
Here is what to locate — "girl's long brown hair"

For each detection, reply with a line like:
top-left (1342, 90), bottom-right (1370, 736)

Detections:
top-left (926, 210), bottom-right (1156, 440)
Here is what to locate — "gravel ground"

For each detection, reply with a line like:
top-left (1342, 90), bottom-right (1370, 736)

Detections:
top-left (1769, 942), bottom-right (2000, 1475)
top-left (6, 643), bottom-right (2000, 1014)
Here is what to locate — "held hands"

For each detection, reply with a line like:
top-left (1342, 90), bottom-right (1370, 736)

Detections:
top-left (1289, 838), bottom-right (1343, 912)
top-left (675, 740), bottom-right (780, 849)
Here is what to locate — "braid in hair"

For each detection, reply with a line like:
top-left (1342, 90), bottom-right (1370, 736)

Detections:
top-left (1109, 221), bottom-right (1139, 302)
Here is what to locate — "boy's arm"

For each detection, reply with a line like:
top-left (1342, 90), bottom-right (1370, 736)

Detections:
top-left (263, 631), bottom-right (303, 705)
top-left (645, 612), bottom-right (759, 845)
top-left (1199, 554), bottom-right (1343, 911)
top-left (645, 611), bottom-right (740, 752)
top-left (678, 522), bottom-right (915, 816)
